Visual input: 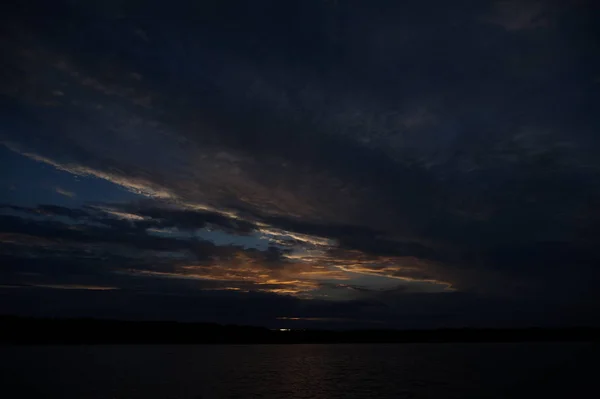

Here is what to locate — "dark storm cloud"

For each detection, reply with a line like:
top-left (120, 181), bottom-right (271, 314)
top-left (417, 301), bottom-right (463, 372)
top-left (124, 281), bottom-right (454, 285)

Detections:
top-left (1, 0), bottom-right (599, 325)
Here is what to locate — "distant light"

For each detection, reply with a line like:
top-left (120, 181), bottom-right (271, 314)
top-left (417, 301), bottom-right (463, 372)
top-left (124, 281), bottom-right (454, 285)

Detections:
top-left (279, 328), bottom-right (291, 332)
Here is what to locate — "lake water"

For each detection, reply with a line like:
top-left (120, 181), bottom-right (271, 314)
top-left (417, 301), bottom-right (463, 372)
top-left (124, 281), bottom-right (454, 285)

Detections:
top-left (1, 343), bottom-right (597, 398)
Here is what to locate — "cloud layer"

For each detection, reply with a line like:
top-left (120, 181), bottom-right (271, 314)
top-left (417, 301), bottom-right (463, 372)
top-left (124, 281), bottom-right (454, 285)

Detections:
top-left (1, 0), bottom-right (599, 326)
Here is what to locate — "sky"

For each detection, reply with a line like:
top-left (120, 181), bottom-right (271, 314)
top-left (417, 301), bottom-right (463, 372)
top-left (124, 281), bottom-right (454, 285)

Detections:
top-left (1, 0), bottom-right (599, 329)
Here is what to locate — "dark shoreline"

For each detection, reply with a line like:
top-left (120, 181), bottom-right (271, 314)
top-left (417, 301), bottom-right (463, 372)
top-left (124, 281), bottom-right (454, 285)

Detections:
top-left (1, 316), bottom-right (598, 344)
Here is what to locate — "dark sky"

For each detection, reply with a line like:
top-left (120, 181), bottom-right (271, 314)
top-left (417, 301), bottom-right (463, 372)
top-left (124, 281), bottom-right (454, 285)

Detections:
top-left (1, 0), bottom-right (599, 329)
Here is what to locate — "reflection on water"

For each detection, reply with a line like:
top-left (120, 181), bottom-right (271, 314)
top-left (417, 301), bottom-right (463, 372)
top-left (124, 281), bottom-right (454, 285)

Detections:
top-left (1, 343), bottom-right (597, 398)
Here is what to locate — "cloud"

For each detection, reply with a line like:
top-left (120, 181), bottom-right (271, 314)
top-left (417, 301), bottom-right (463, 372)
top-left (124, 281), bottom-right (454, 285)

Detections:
top-left (0, 0), bottom-right (599, 325)
top-left (0, 200), bottom-right (462, 302)
top-left (485, 1), bottom-right (550, 31)
top-left (55, 187), bottom-right (75, 198)
top-left (0, 207), bottom-right (339, 297)
top-left (28, 284), bottom-right (119, 291)
top-left (3, 145), bottom-right (177, 201)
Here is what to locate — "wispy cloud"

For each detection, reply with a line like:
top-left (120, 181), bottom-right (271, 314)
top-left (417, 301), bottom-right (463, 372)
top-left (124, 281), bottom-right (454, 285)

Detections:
top-left (55, 187), bottom-right (75, 198)
top-left (31, 284), bottom-right (119, 291)
top-left (12, 147), bottom-right (175, 200)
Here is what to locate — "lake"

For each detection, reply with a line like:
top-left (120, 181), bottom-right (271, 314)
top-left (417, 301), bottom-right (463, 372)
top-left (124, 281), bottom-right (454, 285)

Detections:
top-left (1, 343), bottom-right (596, 398)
